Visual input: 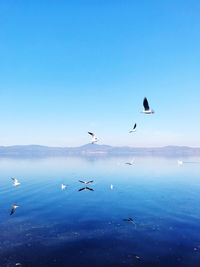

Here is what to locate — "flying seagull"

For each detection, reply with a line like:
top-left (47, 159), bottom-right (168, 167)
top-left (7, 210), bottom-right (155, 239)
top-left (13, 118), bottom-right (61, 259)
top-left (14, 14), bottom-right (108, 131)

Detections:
top-left (11, 178), bottom-right (20, 187)
top-left (10, 204), bottom-right (19, 216)
top-left (141, 97), bottom-right (155, 114)
top-left (78, 187), bottom-right (94, 192)
top-left (61, 184), bottom-right (67, 190)
top-left (129, 123), bottom-right (137, 133)
top-left (110, 184), bottom-right (114, 190)
top-left (79, 180), bottom-right (93, 184)
top-left (125, 160), bottom-right (134, 165)
top-left (88, 132), bottom-right (99, 144)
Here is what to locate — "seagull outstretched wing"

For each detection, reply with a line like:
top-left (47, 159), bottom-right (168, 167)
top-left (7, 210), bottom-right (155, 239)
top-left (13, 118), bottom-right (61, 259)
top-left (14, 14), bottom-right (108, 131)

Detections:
top-left (10, 207), bottom-right (15, 216)
top-left (143, 98), bottom-right (149, 111)
top-left (88, 132), bottom-right (95, 137)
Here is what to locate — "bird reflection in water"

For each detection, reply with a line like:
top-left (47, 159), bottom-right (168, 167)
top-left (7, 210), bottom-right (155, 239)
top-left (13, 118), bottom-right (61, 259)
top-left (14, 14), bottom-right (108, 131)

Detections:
top-left (78, 187), bottom-right (94, 192)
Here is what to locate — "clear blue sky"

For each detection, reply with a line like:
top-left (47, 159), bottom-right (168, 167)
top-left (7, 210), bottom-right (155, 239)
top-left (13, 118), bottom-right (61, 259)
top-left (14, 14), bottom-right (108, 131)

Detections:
top-left (0, 0), bottom-right (200, 147)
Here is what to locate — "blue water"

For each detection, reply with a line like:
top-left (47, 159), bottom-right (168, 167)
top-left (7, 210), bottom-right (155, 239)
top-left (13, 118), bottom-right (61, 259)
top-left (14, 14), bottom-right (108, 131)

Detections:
top-left (0, 156), bottom-right (200, 266)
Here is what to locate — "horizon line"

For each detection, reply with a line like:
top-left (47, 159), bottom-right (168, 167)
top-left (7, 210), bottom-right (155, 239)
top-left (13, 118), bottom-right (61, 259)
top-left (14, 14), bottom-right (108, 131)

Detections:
top-left (0, 143), bottom-right (199, 149)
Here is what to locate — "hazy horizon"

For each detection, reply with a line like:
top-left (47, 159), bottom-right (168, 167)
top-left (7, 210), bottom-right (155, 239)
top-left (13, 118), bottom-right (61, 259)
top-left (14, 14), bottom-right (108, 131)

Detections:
top-left (0, 143), bottom-right (200, 148)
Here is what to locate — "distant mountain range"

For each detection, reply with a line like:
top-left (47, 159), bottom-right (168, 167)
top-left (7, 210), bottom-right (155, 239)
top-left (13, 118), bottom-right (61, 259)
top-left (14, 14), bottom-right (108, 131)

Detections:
top-left (0, 144), bottom-right (199, 157)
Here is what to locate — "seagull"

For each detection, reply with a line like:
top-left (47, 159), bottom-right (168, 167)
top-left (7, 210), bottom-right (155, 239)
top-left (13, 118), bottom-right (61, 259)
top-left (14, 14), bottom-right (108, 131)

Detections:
top-left (110, 184), bottom-right (114, 190)
top-left (78, 187), bottom-right (94, 192)
top-left (88, 132), bottom-right (99, 144)
top-left (10, 204), bottom-right (19, 216)
top-left (141, 97), bottom-right (155, 114)
top-left (11, 178), bottom-right (20, 186)
top-left (125, 160), bottom-right (134, 165)
top-left (123, 218), bottom-right (136, 228)
top-left (133, 255), bottom-right (142, 261)
top-left (129, 123), bottom-right (137, 133)
top-left (61, 184), bottom-right (67, 190)
top-left (178, 160), bottom-right (183, 166)
top-left (123, 218), bottom-right (134, 222)
top-left (79, 180), bottom-right (93, 184)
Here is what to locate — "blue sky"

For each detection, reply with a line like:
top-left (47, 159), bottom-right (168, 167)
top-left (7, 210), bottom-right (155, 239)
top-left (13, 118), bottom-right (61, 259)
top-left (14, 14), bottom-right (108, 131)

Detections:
top-left (0, 0), bottom-right (200, 147)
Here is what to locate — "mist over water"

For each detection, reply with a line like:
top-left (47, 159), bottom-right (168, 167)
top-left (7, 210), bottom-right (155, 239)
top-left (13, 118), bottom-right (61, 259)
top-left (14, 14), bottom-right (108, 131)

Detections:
top-left (1, 156), bottom-right (200, 266)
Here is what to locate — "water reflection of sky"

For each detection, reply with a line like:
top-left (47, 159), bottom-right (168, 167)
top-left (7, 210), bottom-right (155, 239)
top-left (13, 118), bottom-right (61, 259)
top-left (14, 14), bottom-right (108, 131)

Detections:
top-left (0, 156), bottom-right (200, 266)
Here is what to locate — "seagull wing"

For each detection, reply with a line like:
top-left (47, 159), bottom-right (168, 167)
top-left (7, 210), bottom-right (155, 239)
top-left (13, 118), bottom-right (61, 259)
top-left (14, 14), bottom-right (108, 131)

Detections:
top-left (10, 207), bottom-right (15, 216)
top-left (87, 180), bottom-right (93, 184)
top-left (133, 123), bottom-right (136, 130)
top-left (88, 132), bottom-right (95, 137)
top-left (11, 178), bottom-right (18, 183)
top-left (79, 180), bottom-right (85, 184)
top-left (143, 97), bottom-right (150, 110)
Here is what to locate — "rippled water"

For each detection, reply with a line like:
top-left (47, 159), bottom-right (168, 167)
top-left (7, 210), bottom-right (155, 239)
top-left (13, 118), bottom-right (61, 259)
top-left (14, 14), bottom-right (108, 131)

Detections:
top-left (0, 156), bottom-right (200, 266)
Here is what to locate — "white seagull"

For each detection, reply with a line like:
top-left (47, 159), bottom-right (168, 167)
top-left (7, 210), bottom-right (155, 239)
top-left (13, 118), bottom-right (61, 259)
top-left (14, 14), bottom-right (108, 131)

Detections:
top-left (178, 160), bottom-right (183, 166)
top-left (129, 123), bottom-right (137, 133)
top-left (10, 204), bottom-right (19, 216)
top-left (141, 97), bottom-right (155, 114)
top-left (61, 184), bottom-right (67, 190)
top-left (110, 184), bottom-right (114, 190)
top-left (11, 178), bottom-right (20, 187)
top-left (88, 132), bottom-right (99, 144)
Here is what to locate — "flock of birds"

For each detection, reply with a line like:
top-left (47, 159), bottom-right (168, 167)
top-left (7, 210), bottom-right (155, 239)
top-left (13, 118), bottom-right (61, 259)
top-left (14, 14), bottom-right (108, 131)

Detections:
top-left (8, 97), bottom-right (187, 264)
top-left (9, 97), bottom-right (183, 224)
top-left (9, 97), bottom-right (154, 218)
top-left (88, 97), bottom-right (154, 144)
top-left (10, 178), bottom-right (95, 215)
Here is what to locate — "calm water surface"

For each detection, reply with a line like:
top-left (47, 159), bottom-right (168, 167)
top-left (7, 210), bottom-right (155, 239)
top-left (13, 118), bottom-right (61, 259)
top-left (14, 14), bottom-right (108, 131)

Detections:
top-left (0, 156), bottom-right (200, 266)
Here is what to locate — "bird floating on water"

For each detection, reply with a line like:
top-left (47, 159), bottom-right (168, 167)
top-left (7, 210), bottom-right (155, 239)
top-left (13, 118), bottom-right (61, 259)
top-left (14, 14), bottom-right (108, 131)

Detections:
top-left (61, 184), bottom-right (67, 190)
top-left (79, 180), bottom-right (93, 184)
top-left (88, 132), bottom-right (99, 144)
top-left (78, 187), bottom-right (94, 192)
top-left (129, 123), bottom-right (137, 133)
top-left (10, 204), bottom-right (19, 216)
top-left (11, 178), bottom-right (20, 187)
top-left (141, 97), bottom-right (155, 114)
